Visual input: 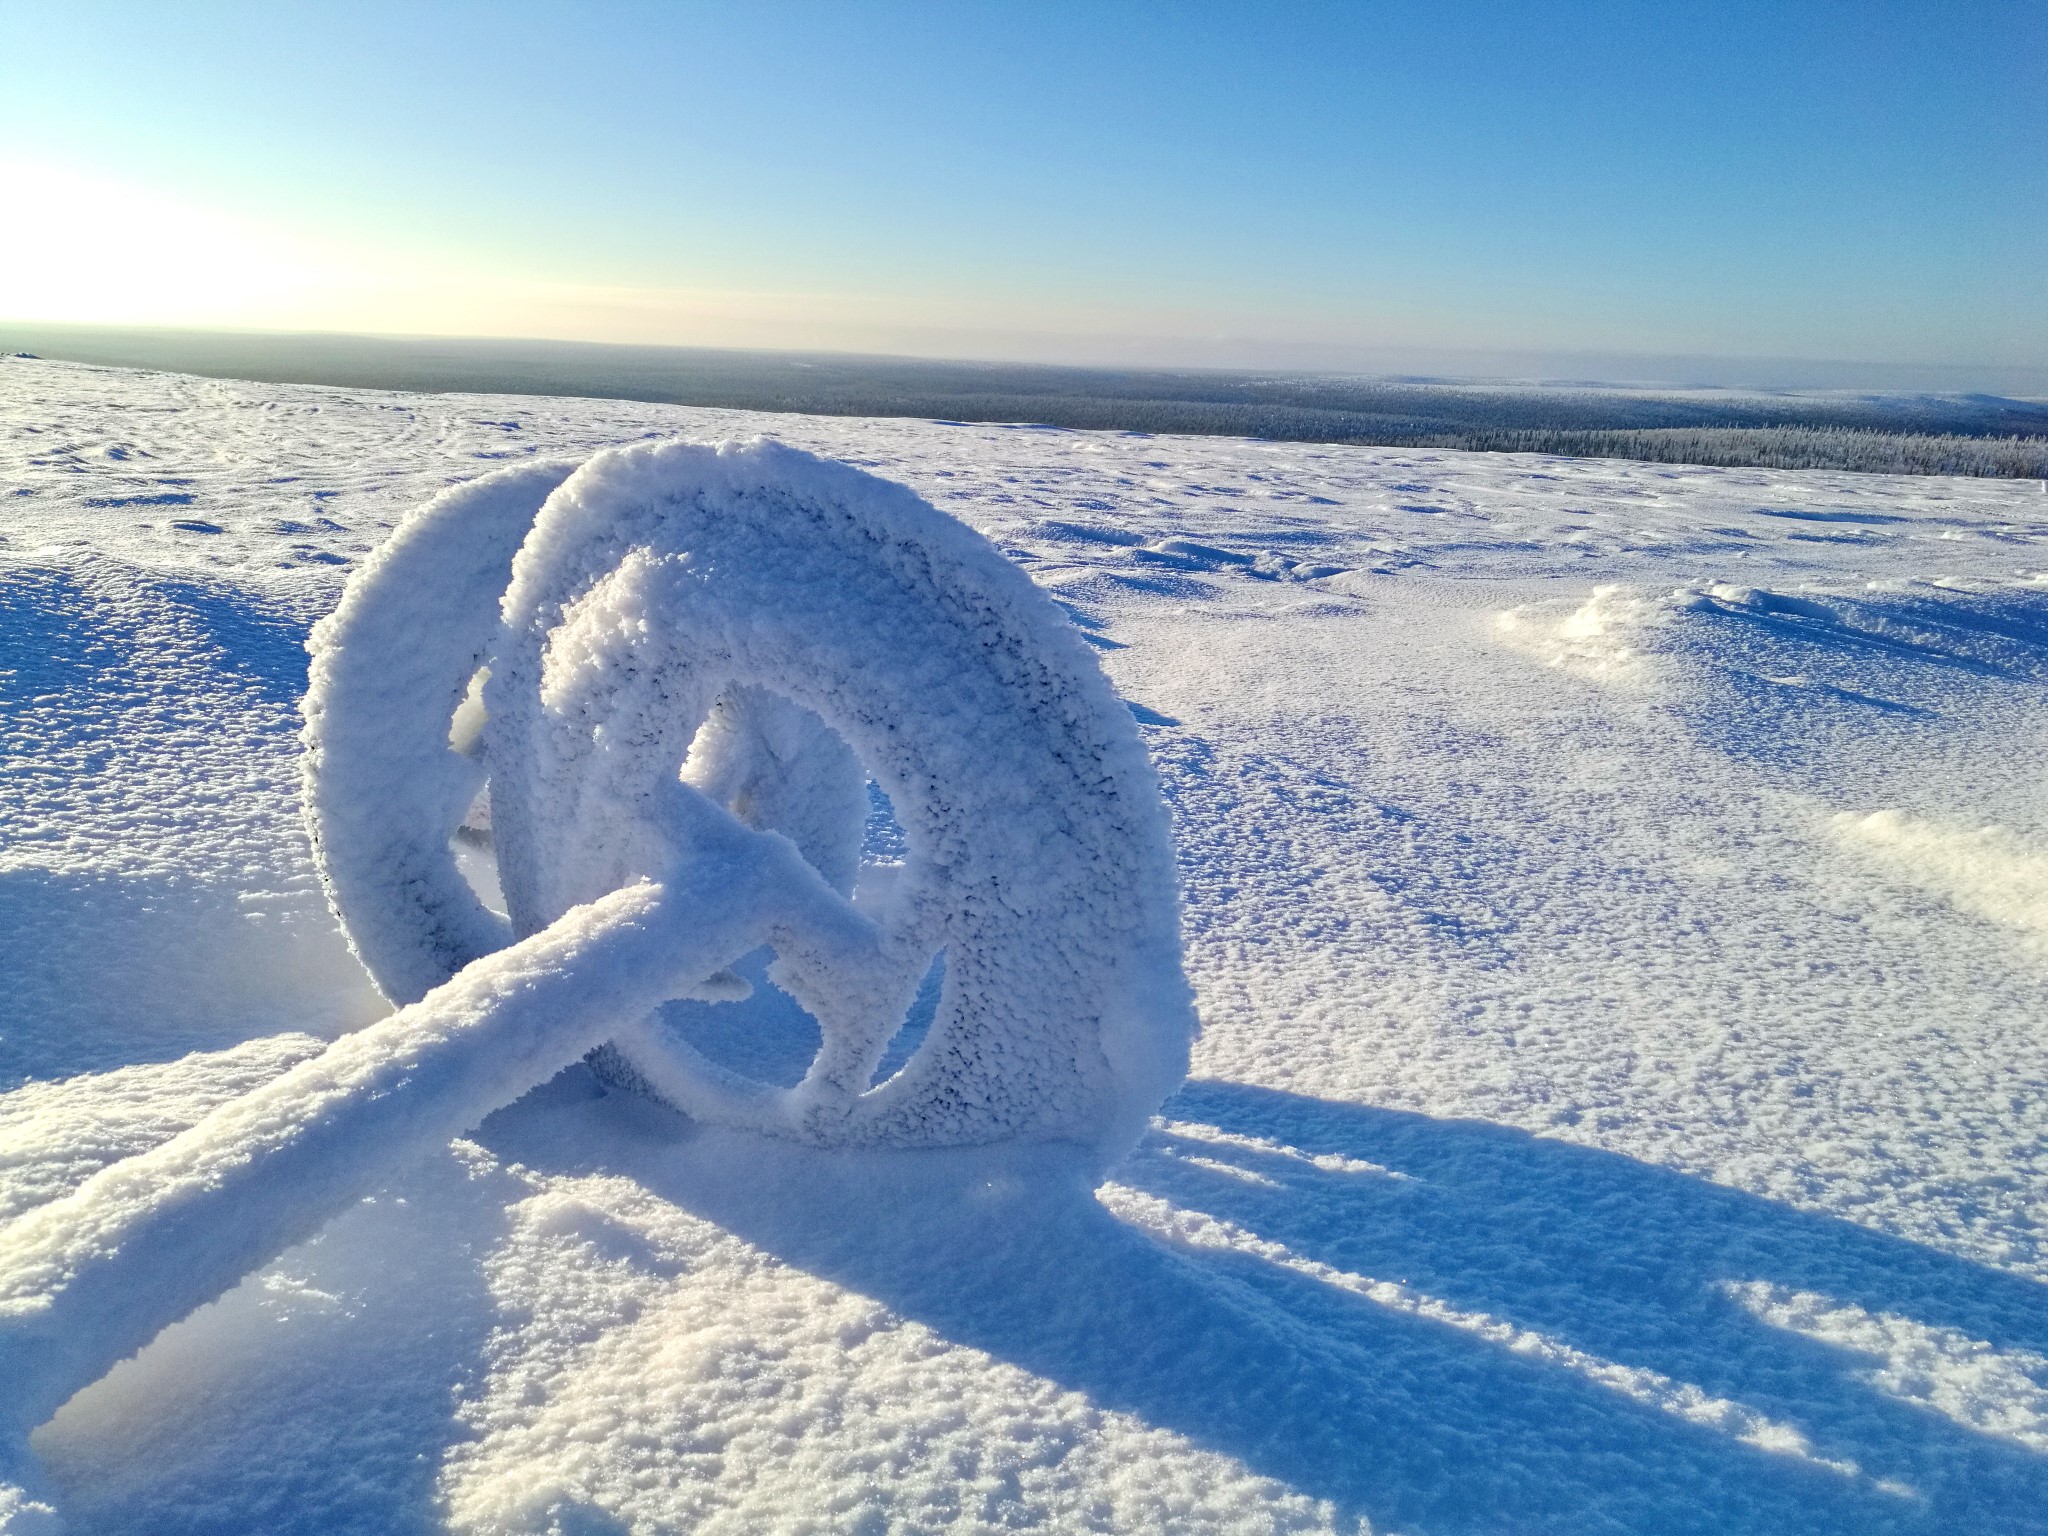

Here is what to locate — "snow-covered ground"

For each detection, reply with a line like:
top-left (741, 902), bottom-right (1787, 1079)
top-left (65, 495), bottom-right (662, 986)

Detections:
top-left (3, 356), bottom-right (2046, 1534)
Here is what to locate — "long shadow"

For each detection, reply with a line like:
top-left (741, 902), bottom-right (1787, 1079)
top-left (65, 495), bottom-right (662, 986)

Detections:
top-left (1681, 584), bottom-right (2048, 699)
top-left (477, 1078), bottom-right (2048, 1535)
top-left (1139, 1082), bottom-right (2048, 1529)
top-left (0, 557), bottom-right (372, 1082)
top-left (1688, 593), bottom-right (2015, 681)
top-left (0, 565), bottom-right (109, 694)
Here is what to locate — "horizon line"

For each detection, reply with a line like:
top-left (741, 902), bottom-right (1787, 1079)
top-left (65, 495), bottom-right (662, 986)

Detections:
top-left (5, 315), bottom-right (2045, 400)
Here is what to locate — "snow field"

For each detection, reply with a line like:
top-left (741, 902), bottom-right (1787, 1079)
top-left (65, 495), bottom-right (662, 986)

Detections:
top-left (2, 358), bottom-right (2046, 1533)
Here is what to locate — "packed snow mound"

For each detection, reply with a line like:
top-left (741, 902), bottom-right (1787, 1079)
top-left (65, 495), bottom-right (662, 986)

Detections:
top-left (305, 438), bottom-right (1194, 1154)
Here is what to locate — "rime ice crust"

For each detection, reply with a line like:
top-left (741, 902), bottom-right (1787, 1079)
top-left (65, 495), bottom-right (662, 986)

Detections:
top-left (306, 438), bottom-right (1196, 1160)
top-left (300, 459), bottom-right (574, 1005)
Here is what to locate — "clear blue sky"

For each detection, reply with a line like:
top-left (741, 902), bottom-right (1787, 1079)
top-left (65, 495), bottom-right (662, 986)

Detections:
top-left (2, 1), bottom-right (2041, 379)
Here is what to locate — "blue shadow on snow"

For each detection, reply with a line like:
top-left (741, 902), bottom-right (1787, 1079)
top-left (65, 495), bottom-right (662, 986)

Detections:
top-left (465, 1075), bottom-right (2048, 1536)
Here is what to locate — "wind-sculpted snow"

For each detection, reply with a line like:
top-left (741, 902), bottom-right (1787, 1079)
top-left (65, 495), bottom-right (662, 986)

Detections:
top-left (4, 359), bottom-right (2048, 1535)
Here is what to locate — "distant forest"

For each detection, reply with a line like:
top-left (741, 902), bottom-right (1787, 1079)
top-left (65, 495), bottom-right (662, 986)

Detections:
top-left (8, 323), bottom-right (2046, 479)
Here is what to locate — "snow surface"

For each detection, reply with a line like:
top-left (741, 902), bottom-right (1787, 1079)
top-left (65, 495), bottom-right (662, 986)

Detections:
top-left (2, 357), bottom-right (2047, 1533)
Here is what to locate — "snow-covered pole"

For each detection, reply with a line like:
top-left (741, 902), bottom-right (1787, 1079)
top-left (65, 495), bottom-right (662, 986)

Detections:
top-left (0, 887), bottom-right (660, 1450)
top-left (0, 784), bottom-right (882, 1533)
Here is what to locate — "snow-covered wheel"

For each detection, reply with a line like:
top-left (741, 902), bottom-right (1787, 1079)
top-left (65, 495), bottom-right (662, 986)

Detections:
top-left (2, 437), bottom-right (1192, 1527)
top-left (304, 438), bottom-right (1193, 1157)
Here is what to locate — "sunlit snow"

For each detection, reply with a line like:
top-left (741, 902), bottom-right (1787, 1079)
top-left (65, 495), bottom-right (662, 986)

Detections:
top-left (3, 357), bottom-right (2045, 1534)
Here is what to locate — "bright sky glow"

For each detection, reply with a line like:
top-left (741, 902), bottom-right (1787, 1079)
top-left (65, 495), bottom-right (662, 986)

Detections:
top-left (1, 1), bottom-right (2041, 374)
